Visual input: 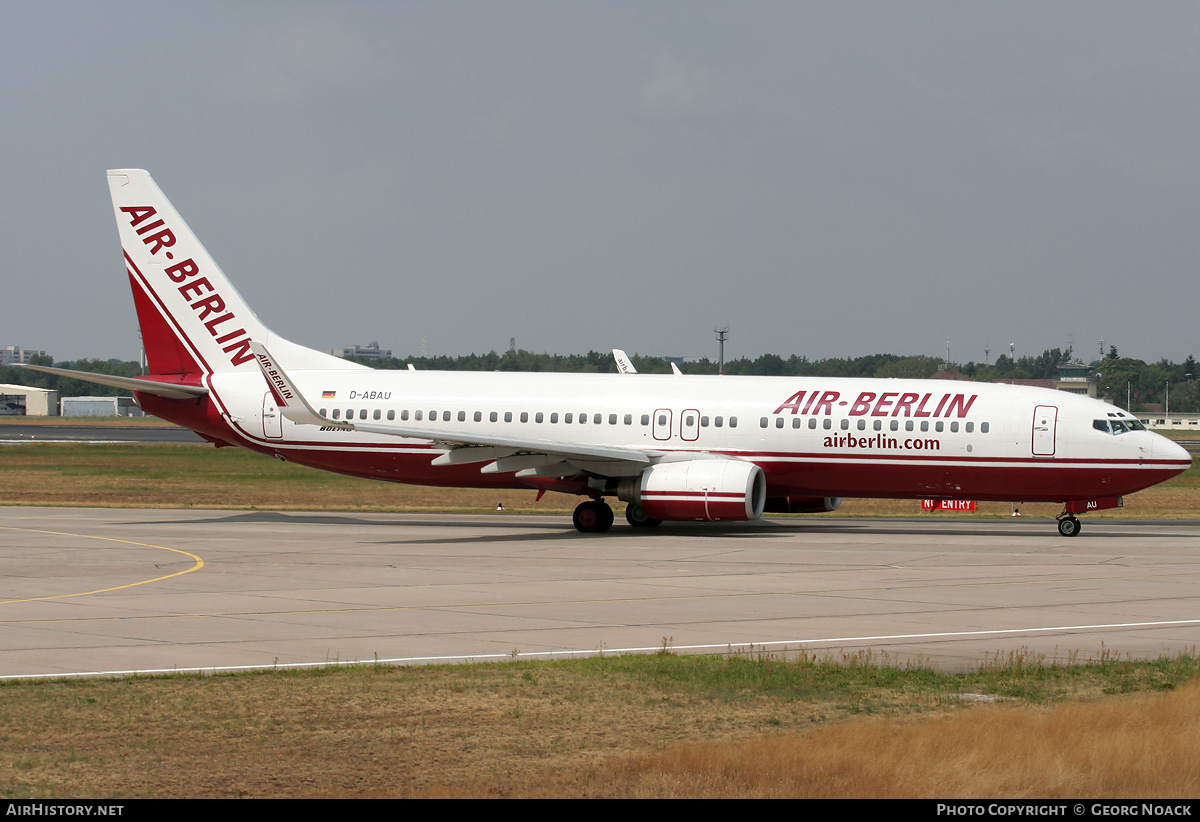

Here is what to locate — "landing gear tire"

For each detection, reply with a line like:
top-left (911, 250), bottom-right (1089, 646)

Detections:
top-left (1057, 516), bottom-right (1081, 537)
top-left (625, 503), bottom-right (663, 529)
top-left (573, 500), bottom-right (614, 533)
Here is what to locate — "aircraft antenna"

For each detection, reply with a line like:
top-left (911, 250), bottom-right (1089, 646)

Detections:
top-left (715, 327), bottom-right (729, 375)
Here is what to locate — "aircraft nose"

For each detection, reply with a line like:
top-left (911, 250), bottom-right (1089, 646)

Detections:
top-left (1154, 434), bottom-right (1193, 468)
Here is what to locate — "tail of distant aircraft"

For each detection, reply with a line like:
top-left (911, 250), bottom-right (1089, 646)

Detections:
top-left (107, 169), bottom-right (355, 377)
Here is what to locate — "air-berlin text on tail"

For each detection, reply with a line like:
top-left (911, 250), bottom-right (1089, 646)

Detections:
top-left (773, 389), bottom-right (978, 418)
top-left (119, 205), bottom-right (255, 367)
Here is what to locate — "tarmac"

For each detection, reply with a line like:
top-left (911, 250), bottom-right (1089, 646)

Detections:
top-left (2, 506), bottom-right (1199, 678)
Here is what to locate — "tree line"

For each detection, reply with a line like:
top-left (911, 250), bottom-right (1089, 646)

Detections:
top-left (4, 348), bottom-right (1198, 413)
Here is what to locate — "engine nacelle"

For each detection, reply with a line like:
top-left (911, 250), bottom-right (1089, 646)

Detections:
top-left (619, 459), bottom-right (766, 522)
top-left (763, 496), bottom-right (842, 514)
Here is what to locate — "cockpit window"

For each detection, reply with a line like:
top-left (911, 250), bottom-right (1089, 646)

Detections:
top-left (1095, 418), bottom-right (1144, 435)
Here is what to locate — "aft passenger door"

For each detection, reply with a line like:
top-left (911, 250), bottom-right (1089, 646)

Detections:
top-left (1032, 405), bottom-right (1057, 456)
top-left (263, 392), bottom-right (283, 439)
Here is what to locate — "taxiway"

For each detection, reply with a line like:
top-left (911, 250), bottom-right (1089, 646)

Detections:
top-left (2, 506), bottom-right (1198, 678)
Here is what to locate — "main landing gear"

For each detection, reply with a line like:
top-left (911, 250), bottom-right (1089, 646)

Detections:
top-left (573, 499), bottom-right (614, 533)
top-left (624, 502), bottom-right (663, 529)
top-left (1056, 514), bottom-right (1082, 537)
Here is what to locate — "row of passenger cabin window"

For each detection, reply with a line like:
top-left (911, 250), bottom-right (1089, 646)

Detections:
top-left (315, 408), bottom-right (740, 428)
top-left (759, 416), bottom-right (990, 434)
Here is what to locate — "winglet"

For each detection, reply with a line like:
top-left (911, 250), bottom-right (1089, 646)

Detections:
top-left (612, 349), bottom-right (637, 374)
top-left (249, 341), bottom-right (354, 429)
top-left (670, 362), bottom-right (683, 375)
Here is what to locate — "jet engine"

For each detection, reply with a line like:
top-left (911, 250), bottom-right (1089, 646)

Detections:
top-left (618, 459), bottom-right (766, 522)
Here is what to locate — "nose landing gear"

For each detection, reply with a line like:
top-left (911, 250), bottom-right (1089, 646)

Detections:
top-left (1056, 514), bottom-right (1081, 537)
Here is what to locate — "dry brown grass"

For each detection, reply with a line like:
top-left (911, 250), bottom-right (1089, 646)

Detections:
top-left (550, 681), bottom-right (1200, 798)
top-left (3, 659), bottom-right (1198, 799)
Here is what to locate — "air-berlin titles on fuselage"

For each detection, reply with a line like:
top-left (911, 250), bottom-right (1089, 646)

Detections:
top-left (120, 205), bottom-right (255, 368)
top-left (772, 389), bottom-right (977, 418)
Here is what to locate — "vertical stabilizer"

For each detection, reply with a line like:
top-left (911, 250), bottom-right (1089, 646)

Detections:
top-left (107, 169), bottom-right (361, 375)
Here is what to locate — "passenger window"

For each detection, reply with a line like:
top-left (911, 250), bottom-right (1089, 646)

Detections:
top-left (389, 410), bottom-right (397, 421)
top-left (981, 422), bottom-right (989, 433)
top-left (792, 418), bottom-right (801, 429)
top-left (920, 421), bottom-right (929, 432)
top-left (856, 419), bottom-right (866, 431)
top-left (729, 417), bottom-right (737, 428)
top-left (399, 409), bottom-right (408, 421)
top-left (809, 418), bottom-right (817, 429)
top-left (565, 413), bottom-right (573, 423)
top-left (458, 411), bottom-right (466, 422)
top-left (840, 419), bottom-right (849, 430)
top-left (609, 414), bottom-right (618, 425)
top-left (319, 408), bottom-right (327, 417)
top-left (442, 411), bottom-right (451, 422)
top-left (535, 412), bottom-right (544, 423)
top-left (374, 409), bottom-right (381, 420)
top-left (950, 421), bottom-right (958, 432)
top-left (580, 413), bottom-right (588, 424)
top-left (714, 416), bottom-right (723, 428)
top-left (965, 421), bottom-right (973, 433)
top-left (905, 420), bottom-right (913, 432)
top-left (520, 412), bottom-right (529, 423)
top-left (474, 411), bottom-right (482, 422)
top-left (760, 417), bottom-right (768, 428)
top-left (775, 418), bottom-right (784, 429)
top-left (658, 415), bottom-right (667, 426)
top-left (873, 420), bottom-right (881, 431)
top-left (551, 413), bottom-right (559, 423)
top-left (332, 409), bottom-right (340, 419)
top-left (490, 411), bottom-right (498, 422)
top-left (594, 414), bottom-right (602, 424)
top-left (624, 414), bottom-right (632, 425)
top-left (359, 409), bottom-right (368, 420)
top-left (415, 410), bottom-right (423, 421)
top-left (890, 420), bottom-right (898, 431)
top-left (935, 421), bottom-right (943, 432)
top-left (504, 412), bottom-right (513, 423)
top-left (823, 419), bottom-right (832, 430)
top-left (641, 415), bottom-right (649, 426)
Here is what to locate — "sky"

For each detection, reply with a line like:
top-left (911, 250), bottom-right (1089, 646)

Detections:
top-left (2, 1), bottom-right (1198, 365)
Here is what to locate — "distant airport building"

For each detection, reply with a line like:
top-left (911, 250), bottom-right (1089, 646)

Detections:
top-left (329, 341), bottom-right (392, 361)
top-left (1, 346), bottom-right (48, 366)
top-left (1053, 360), bottom-right (1099, 397)
top-left (1136, 412), bottom-right (1200, 431)
top-left (60, 396), bottom-right (144, 417)
top-left (0, 383), bottom-right (58, 416)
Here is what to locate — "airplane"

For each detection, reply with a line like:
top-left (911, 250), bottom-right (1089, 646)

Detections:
top-left (22, 169), bottom-right (1193, 536)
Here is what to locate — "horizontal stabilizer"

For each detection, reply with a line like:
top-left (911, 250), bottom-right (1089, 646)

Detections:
top-left (15, 364), bottom-right (208, 399)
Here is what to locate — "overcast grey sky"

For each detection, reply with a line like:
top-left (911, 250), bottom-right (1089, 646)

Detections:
top-left (3, 1), bottom-right (1198, 364)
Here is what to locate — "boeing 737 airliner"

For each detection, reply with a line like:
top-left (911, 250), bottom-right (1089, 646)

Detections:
top-left (24, 170), bottom-right (1192, 535)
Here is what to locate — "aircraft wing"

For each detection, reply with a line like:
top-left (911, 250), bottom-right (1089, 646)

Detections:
top-left (250, 342), bottom-right (653, 471)
top-left (14, 364), bottom-right (209, 400)
top-left (612, 349), bottom-right (637, 373)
